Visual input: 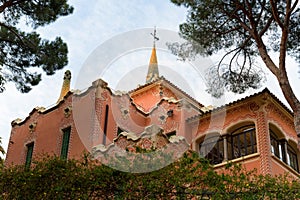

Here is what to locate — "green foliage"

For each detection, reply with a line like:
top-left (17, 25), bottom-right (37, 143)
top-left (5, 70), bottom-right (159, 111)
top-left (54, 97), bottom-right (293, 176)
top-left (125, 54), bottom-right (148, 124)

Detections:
top-left (0, 0), bottom-right (73, 93)
top-left (170, 0), bottom-right (299, 98)
top-left (1, 152), bottom-right (299, 199)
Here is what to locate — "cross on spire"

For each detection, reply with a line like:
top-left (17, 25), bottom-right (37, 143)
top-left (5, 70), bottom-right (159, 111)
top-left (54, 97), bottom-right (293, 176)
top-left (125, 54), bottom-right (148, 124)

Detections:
top-left (150, 26), bottom-right (159, 47)
top-left (146, 27), bottom-right (159, 83)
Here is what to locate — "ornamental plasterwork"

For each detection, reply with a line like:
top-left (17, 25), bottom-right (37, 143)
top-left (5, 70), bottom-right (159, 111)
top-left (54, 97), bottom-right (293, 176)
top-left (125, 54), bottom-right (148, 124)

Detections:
top-left (165, 90), bottom-right (175, 98)
top-left (112, 95), bottom-right (131, 120)
top-left (150, 104), bottom-right (168, 124)
top-left (100, 90), bottom-right (109, 101)
top-left (164, 120), bottom-right (179, 133)
top-left (265, 103), bottom-right (294, 131)
top-left (178, 99), bottom-right (192, 110)
top-left (64, 106), bottom-right (72, 118)
top-left (200, 105), bottom-right (214, 113)
top-left (249, 102), bottom-right (260, 112)
top-left (120, 107), bottom-right (130, 119)
top-left (35, 106), bottom-right (46, 112)
top-left (91, 124), bottom-right (189, 173)
top-left (29, 122), bottom-right (37, 133)
top-left (12, 118), bottom-right (23, 125)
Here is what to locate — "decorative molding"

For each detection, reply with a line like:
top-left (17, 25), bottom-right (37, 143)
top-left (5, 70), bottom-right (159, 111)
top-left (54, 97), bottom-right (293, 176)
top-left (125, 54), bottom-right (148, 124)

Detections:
top-left (64, 106), bottom-right (72, 118)
top-left (28, 122), bottom-right (37, 133)
top-left (249, 102), bottom-right (260, 112)
top-left (256, 110), bottom-right (272, 175)
top-left (91, 125), bottom-right (189, 173)
top-left (265, 103), bottom-right (294, 129)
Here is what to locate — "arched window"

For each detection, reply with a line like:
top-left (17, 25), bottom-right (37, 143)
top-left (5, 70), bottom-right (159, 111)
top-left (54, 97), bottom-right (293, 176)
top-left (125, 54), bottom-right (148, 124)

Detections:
top-left (199, 134), bottom-right (224, 165)
top-left (270, 129), bottom-right (286, 162)
top-left (287, 143), bottom-right (299, 172)
top-left (269, 125), bottom-right (299, 172)
top-left (227, 124), bottom-right (257, 160)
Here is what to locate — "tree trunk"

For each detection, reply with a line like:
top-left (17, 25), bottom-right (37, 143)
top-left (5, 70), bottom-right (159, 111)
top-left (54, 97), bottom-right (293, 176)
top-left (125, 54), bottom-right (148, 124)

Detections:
top-left (277, 73), bottom-right (300, 146)
top-left (292, 107), bottom-right (300, 145)
top-left (256, 24), bottom-right (300, 146)
top-left (292, 106), bottom-right (300, 148)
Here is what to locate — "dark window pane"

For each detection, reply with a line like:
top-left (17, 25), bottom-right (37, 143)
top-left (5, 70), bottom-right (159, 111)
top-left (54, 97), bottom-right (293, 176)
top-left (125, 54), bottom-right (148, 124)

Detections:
top-left (103, 105), bottom-right (109, 145)
top-left (228, 125), bottom-right (256, 160)
top-left (270, 129), bottom-right (286, 162)
top-left (25, 142), bottom-right (34, 168)
top-left (199, 136), bottom-right (224, 165)
top-left (61, 127), bottom-right (71, 159)
top-left (287, 145), bottom-right (299, 172)
top-left (166, 131), bottom-right (176, 139)
top-left (117, 127), bottom-right (123, 136)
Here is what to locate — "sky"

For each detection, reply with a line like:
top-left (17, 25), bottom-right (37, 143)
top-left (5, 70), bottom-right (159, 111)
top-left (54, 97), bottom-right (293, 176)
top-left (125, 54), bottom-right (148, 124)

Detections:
top-left (0, 0), bottom-right (299, 158)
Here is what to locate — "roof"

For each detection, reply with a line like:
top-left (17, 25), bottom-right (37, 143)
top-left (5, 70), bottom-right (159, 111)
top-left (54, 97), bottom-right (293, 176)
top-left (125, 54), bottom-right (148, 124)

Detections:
top-left (187, 88), bottom-right (293, 122)
top-left (129, 76), bottom-right (204, 108)
top-left (11, 91), bottom-right (73, 126)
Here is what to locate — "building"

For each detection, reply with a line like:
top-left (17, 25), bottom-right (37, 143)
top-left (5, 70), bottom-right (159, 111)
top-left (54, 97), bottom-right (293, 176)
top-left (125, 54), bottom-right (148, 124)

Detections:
top-left (5, 35), bottom-right (300, 178)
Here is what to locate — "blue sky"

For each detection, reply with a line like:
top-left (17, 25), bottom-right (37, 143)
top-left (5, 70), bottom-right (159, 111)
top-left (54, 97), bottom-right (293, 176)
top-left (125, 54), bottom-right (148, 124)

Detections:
top-left (0, 0), bottom-right (299, 157)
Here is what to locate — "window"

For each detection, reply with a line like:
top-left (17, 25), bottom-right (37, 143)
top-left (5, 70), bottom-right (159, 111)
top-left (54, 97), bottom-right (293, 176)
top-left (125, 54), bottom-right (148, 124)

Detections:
top-left (287, 144), bottom-right (299, 172)
top-left (117, 127), bottom-right (123, 136)
top-left (269, 127), bottom-right (299, 172)
top-left (61, 127), bottom-right (71, 159)
top-left (25, 142), bottom-right (34, 168)
top-left (199, 135), bottom-right (224, 165)
top-left (166, 131), bottom-right (176, 139)
top-left (270, 129), bottom-right (286, 162)
top-left (198, 124), bottom-right (257, 165)
top-left (227, 125), bottom-right (257, 160)
top-left (103, 105), bottom-right (109, 145)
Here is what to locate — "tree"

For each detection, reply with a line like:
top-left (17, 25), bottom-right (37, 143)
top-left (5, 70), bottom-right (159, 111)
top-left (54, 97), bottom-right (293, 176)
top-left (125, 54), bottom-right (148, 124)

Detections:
top-left (0, 0), bottom-right (73, 93)
top-left (169, 0), bottom-right (300, 142)
top-left (1, 152), bottom-right (299, 199)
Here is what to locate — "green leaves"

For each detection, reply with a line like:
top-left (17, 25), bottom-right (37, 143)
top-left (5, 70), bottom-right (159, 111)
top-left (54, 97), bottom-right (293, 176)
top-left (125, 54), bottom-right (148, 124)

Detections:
top-left (1, 0), bottom-right (74, 28)
top-left (170, 0), bottom-right (300, 97)
top-left (1, 152), bottom-right (299, 199)
top-left (0, 0), bottom-right (73, 93)
top-left (205, 64), bottom-right (265, 98)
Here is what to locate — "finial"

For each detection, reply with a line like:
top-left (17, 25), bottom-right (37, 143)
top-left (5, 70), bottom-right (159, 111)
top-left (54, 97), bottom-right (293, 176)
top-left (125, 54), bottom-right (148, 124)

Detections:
top-left (150, 26), bottom-right (159, 47)
top-left (57, 70), bottom-right (71, 103)
top-left (146, 27), bottom-right (159, 83)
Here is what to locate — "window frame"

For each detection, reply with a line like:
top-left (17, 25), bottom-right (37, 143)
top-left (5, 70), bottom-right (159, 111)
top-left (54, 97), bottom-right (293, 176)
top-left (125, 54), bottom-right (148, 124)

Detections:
top-left (269, 127), bottom-right (299, 173)
top-left (199, 135), bottom-right (224, 165)
top-left (60, 126), bottom-right (71, 159)
top-left (270, 129), bottom-right (286, 162)
top-left (287, 144), bottom-right (299, 172)
top-left (227, 124), bottom-right (257, 160)
top-left (166, 131), bottom-right (176, 139)
top-left (25, 142), bottom-right (34, 168)
top-left (103, 105), bottom-right (109, 145)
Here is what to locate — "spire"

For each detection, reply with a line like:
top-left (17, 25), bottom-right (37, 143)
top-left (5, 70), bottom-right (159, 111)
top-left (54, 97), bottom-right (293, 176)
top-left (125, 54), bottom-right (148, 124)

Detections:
top-left (57, 70), bottom-right (71, 103)
top-left (146, 27), bottom-right (159, 83)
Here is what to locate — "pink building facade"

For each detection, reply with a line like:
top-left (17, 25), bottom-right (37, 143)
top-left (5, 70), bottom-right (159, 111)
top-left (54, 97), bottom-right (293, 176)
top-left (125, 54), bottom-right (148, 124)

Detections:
top-left (5, 45), bottom-right (300, 179)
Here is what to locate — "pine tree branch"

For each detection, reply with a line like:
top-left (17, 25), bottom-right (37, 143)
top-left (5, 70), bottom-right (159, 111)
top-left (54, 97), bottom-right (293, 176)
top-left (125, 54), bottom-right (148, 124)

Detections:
top-left (270, 0), bottom-right (284, 28)
top-left (0, 0), bottom-right (26, 13)
top-left (258, 17), bottom-right (274, 37)
top-left (0, 22), bottom-right (26, 45)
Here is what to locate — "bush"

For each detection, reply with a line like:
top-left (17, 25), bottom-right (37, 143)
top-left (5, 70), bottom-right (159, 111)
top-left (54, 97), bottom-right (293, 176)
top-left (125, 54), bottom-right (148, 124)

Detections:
top-left (0, 152), bottom-right (299, 199)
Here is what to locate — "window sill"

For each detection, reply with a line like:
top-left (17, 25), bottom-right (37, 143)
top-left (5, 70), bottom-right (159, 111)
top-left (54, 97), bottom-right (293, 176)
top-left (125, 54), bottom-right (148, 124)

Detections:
top-left (213, 153), bottom-right (260, 169)
top-left (271, 154), bottom-right (300, 177)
